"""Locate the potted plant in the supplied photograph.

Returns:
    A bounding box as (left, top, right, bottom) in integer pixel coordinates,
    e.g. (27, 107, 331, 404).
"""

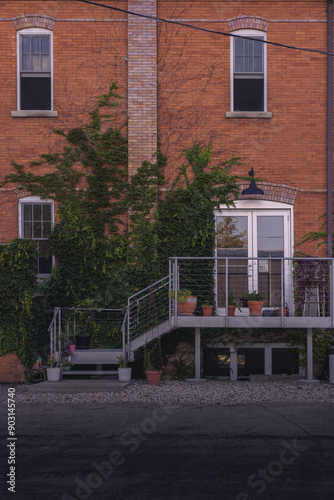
(117, 355, 132, 382)
(73, 298, 99, 349)
(227, 290, 242, 316)
(143, 340, 163, 386)
(61, 359, 73, 371)
(47, 353, 61, 382)
(242, 291, 264, 316)
(276, 300, 289, 317)
(201, 301, 213, 316)
(169, 290, 197, 316)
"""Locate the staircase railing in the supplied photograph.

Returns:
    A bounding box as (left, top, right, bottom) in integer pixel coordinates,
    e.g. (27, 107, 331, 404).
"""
(48, 307, 62, 357)
(124, 275, 170, 356)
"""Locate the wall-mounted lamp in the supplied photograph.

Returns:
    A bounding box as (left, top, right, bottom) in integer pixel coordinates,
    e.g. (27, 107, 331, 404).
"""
(242, 168, 264, 195)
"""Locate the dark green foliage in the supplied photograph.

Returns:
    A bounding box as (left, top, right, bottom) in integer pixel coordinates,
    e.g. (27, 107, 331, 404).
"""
(1, 83, 243, 357)
(0, 239, 40, 373)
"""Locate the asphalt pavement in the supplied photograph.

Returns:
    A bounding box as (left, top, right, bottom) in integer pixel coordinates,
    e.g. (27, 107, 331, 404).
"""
(1, 398, 334, 500)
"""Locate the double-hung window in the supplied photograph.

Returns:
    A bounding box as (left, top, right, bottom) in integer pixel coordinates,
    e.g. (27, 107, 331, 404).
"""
(19, 197, 54, 277)
(17, 28, 53, 111)
(231, 30, 267, 113)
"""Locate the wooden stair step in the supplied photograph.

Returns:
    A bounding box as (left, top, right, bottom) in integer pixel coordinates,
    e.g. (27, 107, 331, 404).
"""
(62, 370, 118, 376)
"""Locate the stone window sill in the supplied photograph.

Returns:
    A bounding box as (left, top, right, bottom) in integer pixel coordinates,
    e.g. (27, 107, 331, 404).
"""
(11, 110, 58, 118)
(226, 111, 272, 119)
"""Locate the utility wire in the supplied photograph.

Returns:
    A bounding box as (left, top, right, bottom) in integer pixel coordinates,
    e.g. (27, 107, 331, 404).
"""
(77, 0, 334, 57)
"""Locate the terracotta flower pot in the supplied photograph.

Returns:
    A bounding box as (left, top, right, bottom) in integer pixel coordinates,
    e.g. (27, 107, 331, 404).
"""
(145, 370, 162, 386)
(177, 296, 197, 316)
(276, 308, 287, 317)
(228, 305, 236, 316)
(248, 301, 264, 316)
(202, 305, 213, 316)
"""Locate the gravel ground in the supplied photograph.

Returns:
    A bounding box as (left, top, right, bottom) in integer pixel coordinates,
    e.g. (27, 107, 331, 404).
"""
(7, 379, 334, 405)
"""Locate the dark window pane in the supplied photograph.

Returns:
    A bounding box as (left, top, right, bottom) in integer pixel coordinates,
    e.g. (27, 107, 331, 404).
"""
(234, 78, 264, 111)
(43, 204, 52, 221)
(23, 204, 32, 221)
(43, 222, 52, 238)
(21, 77, 51, 110)
(33, 204, 42, 221)
(23, 222, 32, 239)
(33, 222, 42, 239)
(38, 256, 53, 274)
(41, 37, 50, 55)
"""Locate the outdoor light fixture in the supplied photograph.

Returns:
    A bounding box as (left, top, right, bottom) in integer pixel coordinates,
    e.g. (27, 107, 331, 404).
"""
(242, 168, 264, 195)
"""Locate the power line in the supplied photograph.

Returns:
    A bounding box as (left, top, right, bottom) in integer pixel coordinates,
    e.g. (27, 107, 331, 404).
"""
(77, 0, 334, 57)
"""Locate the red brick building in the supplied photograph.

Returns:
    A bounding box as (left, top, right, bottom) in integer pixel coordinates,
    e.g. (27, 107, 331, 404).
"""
(0, 0, 333, 269)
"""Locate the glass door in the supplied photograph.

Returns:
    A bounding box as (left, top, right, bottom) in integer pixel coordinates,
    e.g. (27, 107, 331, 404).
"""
(216, 210, 291, 314)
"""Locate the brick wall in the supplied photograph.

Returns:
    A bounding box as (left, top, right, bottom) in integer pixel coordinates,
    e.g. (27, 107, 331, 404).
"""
(0, 352, 25, 383)
(128, 0, 158, 176)
(0, 1, 332, 255)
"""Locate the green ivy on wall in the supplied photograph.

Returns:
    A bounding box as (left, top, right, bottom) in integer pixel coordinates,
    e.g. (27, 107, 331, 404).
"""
(0, 239, 39, 373)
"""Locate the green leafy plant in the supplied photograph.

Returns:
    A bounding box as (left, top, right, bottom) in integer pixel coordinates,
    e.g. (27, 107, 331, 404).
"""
(169, 290, 193, 302)
(242, 291, 264, 302)
(227, 290, 242, 311)
(47, 354, 58, 367)
(61, 359, 73, 368)
(117, 355, 127, 368)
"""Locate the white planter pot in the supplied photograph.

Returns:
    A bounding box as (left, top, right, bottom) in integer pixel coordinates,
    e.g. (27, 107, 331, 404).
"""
(118, 367, 132, 382)
(47, 367, 61, 382)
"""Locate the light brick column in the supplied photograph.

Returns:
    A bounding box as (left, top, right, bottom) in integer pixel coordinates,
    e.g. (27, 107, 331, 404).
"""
(128, 0, 158, 176)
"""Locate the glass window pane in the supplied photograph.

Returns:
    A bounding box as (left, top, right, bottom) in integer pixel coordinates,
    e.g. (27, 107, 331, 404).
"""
(23, 222, 32, 239)
(33, 222, 42, 239)
(41, 55, 50, 71)
(41, 37, 50, 54)
(234, 78, 264, 112)
(245, 39, 253, 55)
(254, 39, 263, 55)
(254, 56, 263, 73)
(22, 36, 31, 53)
(32, 54, 40, 71)
(235, 38, 243, 55)
(245, 55, 253, 73)
(257, 216, 284, 257)
(43, 204, 52, 221)
(43, 222, 52, 238)
(235, 56, 243, 73)
(31, 37, 40, 54)
(20, 77, 51, 110)
(21, 54, 31, 71)
(23, 204, 32, 221)
(33, 204, 41, 221)
(217, 216, 248, 257)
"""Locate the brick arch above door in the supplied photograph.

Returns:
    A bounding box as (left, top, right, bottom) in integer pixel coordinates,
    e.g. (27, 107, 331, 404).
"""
(236, 182, 298, 205)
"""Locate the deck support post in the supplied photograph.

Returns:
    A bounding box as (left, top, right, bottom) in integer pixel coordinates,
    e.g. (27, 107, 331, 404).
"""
(195, 327, 201, 379)
(301, 327, 320, 383)
(230, 348, 238, 381)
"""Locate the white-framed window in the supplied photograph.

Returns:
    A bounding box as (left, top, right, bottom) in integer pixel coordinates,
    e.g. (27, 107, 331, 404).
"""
(18, 197, 54, 277)
(215, 200, 294, 314)
(16, 28, 54, 112)
(230, 29, 267, 113)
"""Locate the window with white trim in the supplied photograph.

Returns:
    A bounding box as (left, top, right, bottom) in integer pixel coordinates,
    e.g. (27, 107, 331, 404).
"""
(231, 30, 267, 112)
(17, 28, 53, 111)
(19, 197, 54, 277)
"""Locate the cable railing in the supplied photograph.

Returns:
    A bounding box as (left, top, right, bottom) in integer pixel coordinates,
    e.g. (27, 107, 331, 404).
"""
(169, 256, 334, 324)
